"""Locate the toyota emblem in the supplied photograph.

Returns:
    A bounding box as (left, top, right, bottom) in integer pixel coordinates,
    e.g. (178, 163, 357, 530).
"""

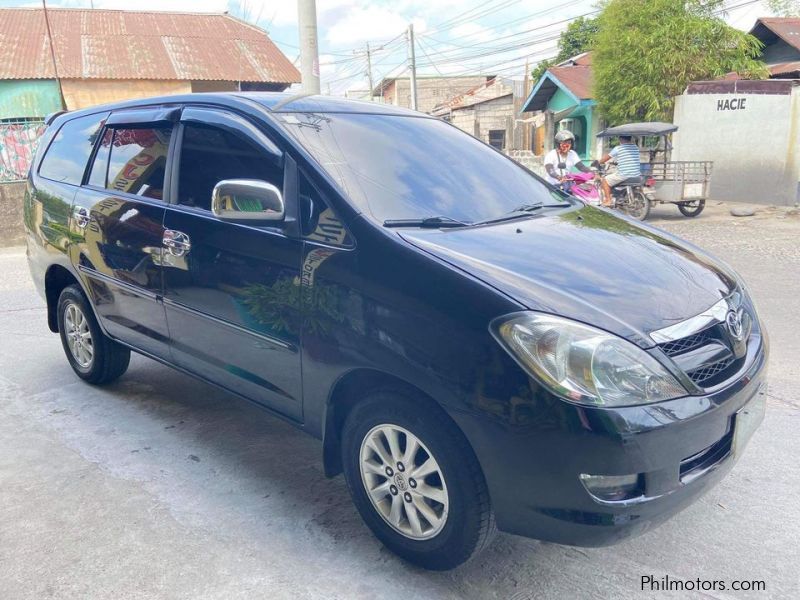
(726, 309, 744, 341)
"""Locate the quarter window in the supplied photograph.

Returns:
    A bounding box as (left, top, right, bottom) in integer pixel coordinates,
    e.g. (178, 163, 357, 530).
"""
(177, 123, 282, 211)
(39, 113, 108, 185)
(300, 172, 352, 247)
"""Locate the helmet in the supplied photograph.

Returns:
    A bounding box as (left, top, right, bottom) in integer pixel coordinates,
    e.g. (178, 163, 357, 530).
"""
(555, 130, 575, 144)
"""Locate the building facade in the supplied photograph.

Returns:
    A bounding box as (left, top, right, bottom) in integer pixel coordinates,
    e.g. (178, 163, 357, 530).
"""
(520, 53, 601, 160)
(373, 76, 492, 114)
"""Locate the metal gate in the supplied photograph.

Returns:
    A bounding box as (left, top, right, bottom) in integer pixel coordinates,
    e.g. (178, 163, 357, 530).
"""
(0, 118, 46, 182)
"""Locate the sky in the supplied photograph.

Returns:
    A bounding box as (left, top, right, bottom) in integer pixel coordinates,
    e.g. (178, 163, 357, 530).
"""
(0, 0, 773, 96)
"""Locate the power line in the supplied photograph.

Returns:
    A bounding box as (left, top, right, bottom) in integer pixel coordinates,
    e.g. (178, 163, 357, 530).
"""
(416, 37, 446, 77)
(426, 0, 526, 36)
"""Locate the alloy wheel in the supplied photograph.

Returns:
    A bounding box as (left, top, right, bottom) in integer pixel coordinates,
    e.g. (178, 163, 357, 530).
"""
(64, 302, 94, 368)
(359, 424, 449, 540)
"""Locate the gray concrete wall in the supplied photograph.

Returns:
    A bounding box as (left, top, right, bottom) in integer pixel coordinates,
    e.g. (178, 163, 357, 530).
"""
(385, 77, 488, 114)
(449, 97, 518, 150)
(672, 89, 800, 206)
(474, 97, 514, 148)
(0, 182, 26, 247)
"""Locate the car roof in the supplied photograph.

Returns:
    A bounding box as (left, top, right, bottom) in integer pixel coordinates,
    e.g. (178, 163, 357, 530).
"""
(53, 92, 428, 125)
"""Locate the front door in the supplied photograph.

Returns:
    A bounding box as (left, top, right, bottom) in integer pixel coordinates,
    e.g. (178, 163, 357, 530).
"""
(161, 109, 303, 420)
(70, 113, 175, 359)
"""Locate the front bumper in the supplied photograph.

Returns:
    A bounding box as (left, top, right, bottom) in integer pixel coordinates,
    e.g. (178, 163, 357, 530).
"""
(454, 333, 768, 547)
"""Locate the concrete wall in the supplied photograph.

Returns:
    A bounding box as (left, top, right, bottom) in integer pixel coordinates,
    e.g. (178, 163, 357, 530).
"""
(0, 182, 26, 247)
(382, 77, 488, 114)
(448, 96, 521, 151)
(673, 88, 800, 205)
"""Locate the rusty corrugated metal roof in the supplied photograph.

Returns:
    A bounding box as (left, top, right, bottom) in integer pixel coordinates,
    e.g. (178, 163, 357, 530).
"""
(750, 18, 800, 53)
(548, 65, 593, 100)
(0, 8, 299, 84)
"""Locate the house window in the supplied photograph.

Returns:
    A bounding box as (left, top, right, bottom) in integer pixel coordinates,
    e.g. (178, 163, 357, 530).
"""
(488, 130, 505, 150)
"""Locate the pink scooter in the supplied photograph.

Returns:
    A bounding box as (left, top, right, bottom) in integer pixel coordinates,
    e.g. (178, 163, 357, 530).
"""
(557, 171, 602, 206)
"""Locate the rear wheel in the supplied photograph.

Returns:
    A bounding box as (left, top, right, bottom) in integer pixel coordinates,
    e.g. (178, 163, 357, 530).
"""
(678, 199, 705, 217)
(341, 389, 496, 570)
(620, 189, 650, 221)
(57, 285, 130, 384)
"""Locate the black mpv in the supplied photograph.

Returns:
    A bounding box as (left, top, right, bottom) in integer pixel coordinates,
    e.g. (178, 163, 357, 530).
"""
(24, 93, 767, 570)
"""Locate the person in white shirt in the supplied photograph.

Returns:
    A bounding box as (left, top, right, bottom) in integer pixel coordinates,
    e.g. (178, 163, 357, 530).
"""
(543, 130, 594, 190)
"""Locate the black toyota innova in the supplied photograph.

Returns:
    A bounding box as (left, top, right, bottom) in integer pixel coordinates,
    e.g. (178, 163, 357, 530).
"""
(24, 93, 768, 570)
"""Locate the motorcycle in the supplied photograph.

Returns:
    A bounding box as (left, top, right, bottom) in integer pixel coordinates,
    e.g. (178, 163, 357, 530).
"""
(592, 161, 652, 221)
(556, 171, 602, 206)
(554, 162, 652, 221)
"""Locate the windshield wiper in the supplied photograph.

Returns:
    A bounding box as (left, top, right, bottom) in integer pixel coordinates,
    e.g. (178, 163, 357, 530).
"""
(383, 216, 469, 228)
(469, 202, 562, 226)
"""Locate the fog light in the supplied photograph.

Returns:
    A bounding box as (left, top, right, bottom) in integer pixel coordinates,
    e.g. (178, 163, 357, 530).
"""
(579, 473, 642, 502)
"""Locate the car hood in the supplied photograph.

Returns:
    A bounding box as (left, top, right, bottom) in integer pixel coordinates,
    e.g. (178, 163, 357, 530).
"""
(399, 206, 737, 348)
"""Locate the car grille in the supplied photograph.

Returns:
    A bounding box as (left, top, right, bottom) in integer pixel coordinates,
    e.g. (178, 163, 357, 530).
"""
(685, 357, 734, 385)
(659, 331, 711, 356)
(654, 295, 752, 389)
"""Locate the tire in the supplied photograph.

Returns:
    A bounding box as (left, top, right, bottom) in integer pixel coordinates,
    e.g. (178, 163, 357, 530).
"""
(341, 389, 496, 570)
(57, 284, 130, 385)
(621, 190, 650, 221)
(678, 199, 705, 217)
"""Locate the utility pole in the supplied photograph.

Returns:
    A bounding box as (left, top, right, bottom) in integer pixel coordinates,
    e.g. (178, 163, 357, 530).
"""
(365, 42, 374, 101)
(297, 0, 321, 94)
(42, 0, 65, 110)
(407, 24, 418, 111)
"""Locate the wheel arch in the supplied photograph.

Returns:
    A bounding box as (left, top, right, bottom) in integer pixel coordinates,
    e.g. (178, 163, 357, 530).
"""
(44, 264, 81, 332)
(321, 368, 469, 478)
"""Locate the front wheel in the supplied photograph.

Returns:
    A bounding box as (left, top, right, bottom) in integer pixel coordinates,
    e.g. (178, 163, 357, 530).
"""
(341, 389, 496, 570)
(678, 199, 705, 217)
(57, 285, 130, 384)
(620, 190, 650, 221)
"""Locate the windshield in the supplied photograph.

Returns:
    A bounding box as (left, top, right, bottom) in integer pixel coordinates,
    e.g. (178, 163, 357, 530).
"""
(279, 112, 570, 224)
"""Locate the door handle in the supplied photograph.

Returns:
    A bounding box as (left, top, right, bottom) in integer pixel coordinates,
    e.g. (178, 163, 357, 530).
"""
(163, 229, 191, 257)
(73, 207, 90, 229)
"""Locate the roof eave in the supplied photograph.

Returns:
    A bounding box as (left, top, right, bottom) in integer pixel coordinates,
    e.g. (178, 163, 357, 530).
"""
(522, 70, 582, 112)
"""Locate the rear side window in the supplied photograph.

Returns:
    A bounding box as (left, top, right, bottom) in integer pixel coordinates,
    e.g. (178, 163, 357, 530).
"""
(39, 113, 108, 185)
(106, 127, 172, 200)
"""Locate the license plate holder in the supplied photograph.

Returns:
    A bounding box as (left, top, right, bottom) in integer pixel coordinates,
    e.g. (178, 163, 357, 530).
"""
(733, 390, 766, 456)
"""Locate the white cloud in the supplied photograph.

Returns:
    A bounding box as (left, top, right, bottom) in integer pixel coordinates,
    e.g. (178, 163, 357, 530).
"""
(324, 5, 411, 45)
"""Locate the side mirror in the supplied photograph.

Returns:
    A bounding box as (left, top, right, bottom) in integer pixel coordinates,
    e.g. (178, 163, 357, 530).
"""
(557, 162, 567, 170)
(211, 179, 285, 223)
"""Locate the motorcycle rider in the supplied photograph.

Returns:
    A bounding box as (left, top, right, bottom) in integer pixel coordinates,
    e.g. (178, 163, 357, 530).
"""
(598, 135, 642, 206)
(544, 130, 593, 187)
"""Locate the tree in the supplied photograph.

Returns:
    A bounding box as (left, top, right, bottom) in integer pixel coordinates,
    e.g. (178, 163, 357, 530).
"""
(594, 0, 768, 124)
(531, 16, 599, 83)
(768, 0, 800, 16)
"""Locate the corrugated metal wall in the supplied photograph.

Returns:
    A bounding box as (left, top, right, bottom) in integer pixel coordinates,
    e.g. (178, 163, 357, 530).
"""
(0, 80, 62, 119)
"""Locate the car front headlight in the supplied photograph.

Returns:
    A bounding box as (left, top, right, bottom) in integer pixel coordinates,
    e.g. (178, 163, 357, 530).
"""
(491, 312, 687, 407)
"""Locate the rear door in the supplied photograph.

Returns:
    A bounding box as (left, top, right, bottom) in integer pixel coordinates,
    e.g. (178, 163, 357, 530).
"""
(69, 107, 178, 359)
(161, 107, 304, 420)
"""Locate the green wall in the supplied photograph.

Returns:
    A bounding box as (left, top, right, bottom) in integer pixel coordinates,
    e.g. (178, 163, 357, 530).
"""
(549, 87, 578, 113)
(0, 80, 63, 120)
